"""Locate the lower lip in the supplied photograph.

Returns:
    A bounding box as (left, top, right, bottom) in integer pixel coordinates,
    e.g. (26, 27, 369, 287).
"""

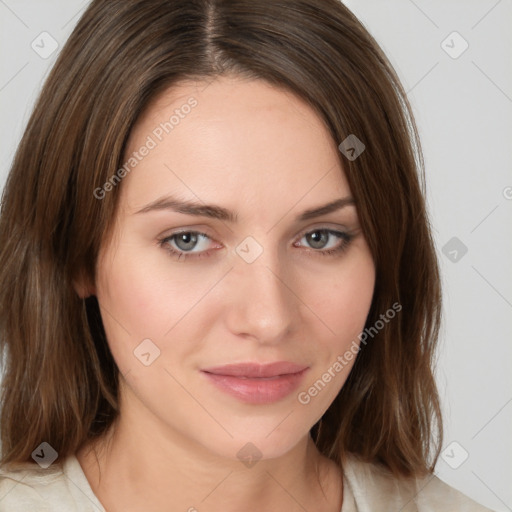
(202, 369, 308, 404)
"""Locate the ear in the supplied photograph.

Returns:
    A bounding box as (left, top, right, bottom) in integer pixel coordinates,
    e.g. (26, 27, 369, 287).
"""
(72, 271, 96, 299)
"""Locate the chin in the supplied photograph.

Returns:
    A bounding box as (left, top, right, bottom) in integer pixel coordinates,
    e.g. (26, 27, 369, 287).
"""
(192, 417, 313, 464)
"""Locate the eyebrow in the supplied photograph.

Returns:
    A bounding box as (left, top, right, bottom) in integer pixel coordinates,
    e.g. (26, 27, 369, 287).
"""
(134, 195, 355, 222)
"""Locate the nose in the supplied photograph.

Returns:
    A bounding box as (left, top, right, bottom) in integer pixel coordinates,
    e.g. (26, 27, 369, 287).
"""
(223, 249, 298, 345)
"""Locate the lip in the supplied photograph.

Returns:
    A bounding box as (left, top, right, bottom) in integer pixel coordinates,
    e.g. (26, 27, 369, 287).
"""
(201, 362, 309, 404)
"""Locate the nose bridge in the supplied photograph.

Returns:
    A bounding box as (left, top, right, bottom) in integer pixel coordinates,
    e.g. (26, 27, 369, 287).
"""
(226, 243, 296, 342)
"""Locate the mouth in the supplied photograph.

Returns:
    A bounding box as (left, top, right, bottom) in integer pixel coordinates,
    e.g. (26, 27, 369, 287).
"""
(201, 362, 309, 404)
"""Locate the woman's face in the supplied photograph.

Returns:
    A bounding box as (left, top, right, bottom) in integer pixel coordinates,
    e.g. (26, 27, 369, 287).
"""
(93, 75, 375, 460)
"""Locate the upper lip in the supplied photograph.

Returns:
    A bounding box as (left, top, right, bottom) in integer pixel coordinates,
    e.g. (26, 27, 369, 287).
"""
(202, 362, 308, 378)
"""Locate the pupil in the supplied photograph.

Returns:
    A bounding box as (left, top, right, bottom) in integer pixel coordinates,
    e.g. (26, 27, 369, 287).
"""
(308, 230, 327, 249)
(176, 233, 197, 251)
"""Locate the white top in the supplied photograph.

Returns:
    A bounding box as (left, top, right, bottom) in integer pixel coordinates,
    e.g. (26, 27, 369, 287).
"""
(0, 453, 494, 511)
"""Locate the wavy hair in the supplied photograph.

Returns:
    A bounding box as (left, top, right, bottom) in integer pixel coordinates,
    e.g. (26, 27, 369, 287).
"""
(0, 0, 442, 477)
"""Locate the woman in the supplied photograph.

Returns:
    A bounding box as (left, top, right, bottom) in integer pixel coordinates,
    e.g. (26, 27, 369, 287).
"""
(0, 0, 494, 510)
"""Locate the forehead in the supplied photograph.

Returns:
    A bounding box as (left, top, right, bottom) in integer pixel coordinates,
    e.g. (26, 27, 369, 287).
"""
(120, 75, 350, 215)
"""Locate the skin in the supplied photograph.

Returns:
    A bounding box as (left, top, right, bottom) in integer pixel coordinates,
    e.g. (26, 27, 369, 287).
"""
(76, 74, 376, 512)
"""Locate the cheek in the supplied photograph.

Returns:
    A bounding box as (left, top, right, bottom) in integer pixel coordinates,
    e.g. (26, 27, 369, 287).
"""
(295, 256, 375, 413)
(96, 244, 202, 332)
(94, 243, 226, 374)
(93, 244, 166, 367)
(337, 268, 374, 336)
(309, 248, 375, 346)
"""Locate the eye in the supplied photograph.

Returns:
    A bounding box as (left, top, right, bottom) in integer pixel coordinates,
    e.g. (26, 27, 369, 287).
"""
(294, 228, 354, 257)
(158, 231, 218, 261)
(158, 228, 355, 261)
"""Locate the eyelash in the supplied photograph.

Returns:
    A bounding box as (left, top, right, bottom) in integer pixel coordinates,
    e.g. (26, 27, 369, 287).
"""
(157, 228, 354, 261)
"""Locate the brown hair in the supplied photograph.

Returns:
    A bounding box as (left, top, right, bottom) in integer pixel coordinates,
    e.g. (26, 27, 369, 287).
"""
(0, 0, 442, 478)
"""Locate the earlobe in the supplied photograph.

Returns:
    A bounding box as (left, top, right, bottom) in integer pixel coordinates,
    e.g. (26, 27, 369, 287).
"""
(72, 273, 96, 299)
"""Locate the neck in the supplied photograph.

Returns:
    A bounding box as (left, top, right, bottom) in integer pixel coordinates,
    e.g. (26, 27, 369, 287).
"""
(77, 388, 343, 512)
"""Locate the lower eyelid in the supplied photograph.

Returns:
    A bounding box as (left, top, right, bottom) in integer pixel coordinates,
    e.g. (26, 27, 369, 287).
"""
(160, 228, 353, 259)
(296, 229, 351, 245)
(165, 231, 210, 245)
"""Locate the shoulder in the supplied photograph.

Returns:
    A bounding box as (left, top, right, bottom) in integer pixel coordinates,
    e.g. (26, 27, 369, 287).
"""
(0, 455, 104, 512)
(342, 453, 495, 512)
(0, 459, 62, 511)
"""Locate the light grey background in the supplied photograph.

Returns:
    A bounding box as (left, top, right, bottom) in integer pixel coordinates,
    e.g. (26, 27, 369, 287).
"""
(1, 1, 511, 510)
